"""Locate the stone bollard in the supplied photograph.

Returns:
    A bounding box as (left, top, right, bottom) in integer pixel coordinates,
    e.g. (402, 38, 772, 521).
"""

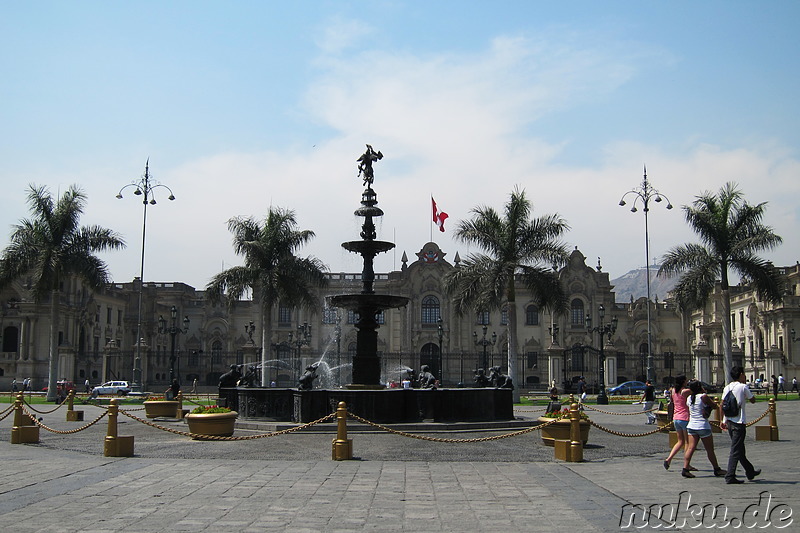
(11, 393, 39, 444)
(176, 391, 186, 419)
(66, 389, 84, 422)
(104, 398, 134, 457)
(755, 397, 779, 441)
(331, 401, 353, 460)
(554, 403, 583, 462)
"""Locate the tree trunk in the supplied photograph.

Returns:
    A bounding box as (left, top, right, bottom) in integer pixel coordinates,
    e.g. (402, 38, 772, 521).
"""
(46, 289, 60, 402)
(720, 264, 733, 385)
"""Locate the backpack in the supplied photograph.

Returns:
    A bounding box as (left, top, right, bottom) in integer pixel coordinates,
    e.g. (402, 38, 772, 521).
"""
(722, 389, 740, 418)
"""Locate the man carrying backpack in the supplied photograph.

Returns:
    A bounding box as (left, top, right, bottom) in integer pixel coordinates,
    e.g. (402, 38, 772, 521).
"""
(721, 366, 760, 484)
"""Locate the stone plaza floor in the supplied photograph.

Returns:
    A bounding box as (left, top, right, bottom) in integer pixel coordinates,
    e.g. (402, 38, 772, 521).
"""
(0, 398, 798, 532)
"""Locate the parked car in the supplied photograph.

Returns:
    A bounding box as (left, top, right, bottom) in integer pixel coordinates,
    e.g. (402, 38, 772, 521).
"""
(93, 381, 131, 396)
(607, 380, 648, 396)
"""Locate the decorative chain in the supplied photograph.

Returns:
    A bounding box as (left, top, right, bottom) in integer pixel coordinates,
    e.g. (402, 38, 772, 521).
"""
(22, 397, 68, 414)
(579, 402, 659, 415)
(514, 407, 547, 413)
(117, 409, 337, 441)
(588, 418, 673, 437)
(22, 407, 108, 434)
(345, 410, 564, 443)
(745, 407, 771, 427)
(0, 405, 15, 422)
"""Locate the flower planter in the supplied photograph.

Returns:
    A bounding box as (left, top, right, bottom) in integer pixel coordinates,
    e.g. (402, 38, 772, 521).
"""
(144, 400, 180, 419)
(538, 417, 590, 447)
(185, 411, 238, 439)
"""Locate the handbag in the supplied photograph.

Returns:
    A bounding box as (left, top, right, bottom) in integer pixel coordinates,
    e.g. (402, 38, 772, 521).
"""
(701, 395, 714, 418)
(667, 397, 675, 419)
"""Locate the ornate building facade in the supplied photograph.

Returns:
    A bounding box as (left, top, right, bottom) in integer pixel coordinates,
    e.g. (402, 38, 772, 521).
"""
(1, 243, 796, 393)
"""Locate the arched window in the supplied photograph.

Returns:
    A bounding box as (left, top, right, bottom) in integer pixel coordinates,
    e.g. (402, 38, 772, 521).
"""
(525, 305, 539, 326)
(500, 306, 508, 325)
(421, 295, 440, 324)
(476, 310, 490, 325)
(348, 342, 357, 357)
(211, 340, 223, 364)
(420, 342, 441, 379)
(2, 326, 19, 352)
(570, 299, 584, 326)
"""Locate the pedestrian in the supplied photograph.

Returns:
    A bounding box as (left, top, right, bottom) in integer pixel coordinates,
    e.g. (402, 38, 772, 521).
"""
(577, 377, 587, 402)
(792, 377, 798, 393)
(11, 378, 18, 392)
(165, 379, 180, 400)
(777, 374, 785, 393)
(771, 374, 778, 398)
(721, 366, 760, 484)
(192, 378, 198, 394)
(663, 375, 695, 471)
(640, 379, 656, 424)
(22, 377, 30, 392)
(84, 378, 90, 393)
(682, 380, 726, 479)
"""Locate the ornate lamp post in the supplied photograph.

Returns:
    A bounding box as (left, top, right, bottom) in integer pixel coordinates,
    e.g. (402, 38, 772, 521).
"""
(158, 306, 189, 385)
(290, 322, 312, 378)
(473, 324, 497, 372)
(619, 167, 672, 383)
(117, 160, 176, 390)
(586, 304, 618, 405)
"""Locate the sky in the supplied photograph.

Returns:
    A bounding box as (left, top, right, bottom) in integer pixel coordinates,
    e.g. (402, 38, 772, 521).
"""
(2, 1, 798, 292)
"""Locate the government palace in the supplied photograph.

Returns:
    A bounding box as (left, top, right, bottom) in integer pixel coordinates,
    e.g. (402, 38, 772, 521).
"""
(1, 242, 798, 393)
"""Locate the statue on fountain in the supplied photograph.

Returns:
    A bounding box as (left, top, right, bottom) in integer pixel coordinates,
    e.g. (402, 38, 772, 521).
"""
(219, 364, 242, 388)
(239, 365, 259, 388)
(489, 366, 514, 389)
(357, 144, 383, 187)
(474, 368, 490, 388)
(417, 365, 437, 389)
(298, 362, 320, 390)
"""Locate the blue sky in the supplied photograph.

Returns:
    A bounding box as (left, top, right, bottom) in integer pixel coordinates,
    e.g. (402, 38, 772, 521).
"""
(2, 1, 798, 291)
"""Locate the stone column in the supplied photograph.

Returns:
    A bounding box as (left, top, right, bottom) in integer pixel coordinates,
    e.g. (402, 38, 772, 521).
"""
(548, 343, 563, 389)
(693, 341, 712, 383)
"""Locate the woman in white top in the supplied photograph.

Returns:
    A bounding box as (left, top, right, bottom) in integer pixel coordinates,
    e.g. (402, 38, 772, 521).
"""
(682, 380, 726, 479)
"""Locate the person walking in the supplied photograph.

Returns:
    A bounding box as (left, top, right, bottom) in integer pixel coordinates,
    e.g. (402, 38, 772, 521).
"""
(771, 374, 778, 398)
(640, 379, 656, 424)
(721, 366, 760, 484)
(777, 374, 785, 393)
(11, 378, 18, 392)
(792, 377, 798, 393)
(663, 375, 695, 471)
(682, 380, 726, 479)
(84, 378, 90, 393)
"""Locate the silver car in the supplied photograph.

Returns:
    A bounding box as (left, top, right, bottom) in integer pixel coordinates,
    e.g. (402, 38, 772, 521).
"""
(93, 380, 131, 396)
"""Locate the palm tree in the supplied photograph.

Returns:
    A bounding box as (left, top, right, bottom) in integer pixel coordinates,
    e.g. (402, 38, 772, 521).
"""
(206, 207, 328, 386)
(0, 185, 125, 401)
(658, 182, 783, 383)
(445, 187, 570, 401)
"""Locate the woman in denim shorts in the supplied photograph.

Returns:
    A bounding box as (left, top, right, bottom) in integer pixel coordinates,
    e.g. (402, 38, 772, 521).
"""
(682, 380, 726, 479)
(664, 375, 693, 471)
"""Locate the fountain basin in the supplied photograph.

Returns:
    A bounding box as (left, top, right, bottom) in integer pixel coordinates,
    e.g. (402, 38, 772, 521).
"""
(221, 387, 514, 424)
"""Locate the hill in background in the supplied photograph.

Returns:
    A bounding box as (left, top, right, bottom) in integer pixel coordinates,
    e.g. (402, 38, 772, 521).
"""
(611, 265, 678, 303)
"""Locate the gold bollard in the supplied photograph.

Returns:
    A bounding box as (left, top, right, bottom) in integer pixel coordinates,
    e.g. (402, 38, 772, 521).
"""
(554, 403, 583, 462)
(66, 389, 84, 421)
(104, 398, 134, 457)
(175, 391, 186, 419)
(331, 401, 353, 461)
(11, 393, 39, 443)
(710, 396, 721, 433)
(755, 397, 779, 441)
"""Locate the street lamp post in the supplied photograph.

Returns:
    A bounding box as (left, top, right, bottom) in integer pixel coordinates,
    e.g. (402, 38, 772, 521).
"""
(473, 324, 497, 372)
(290, 322, 312, 380)
(117, 160, 176, 391)
(586, 304, 618, 405)
(619, 166, 672, 383)
(158, 306, 189, 386)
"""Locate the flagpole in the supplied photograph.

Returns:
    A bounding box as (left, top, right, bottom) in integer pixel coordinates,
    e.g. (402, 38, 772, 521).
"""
(430, 194, 433, 242)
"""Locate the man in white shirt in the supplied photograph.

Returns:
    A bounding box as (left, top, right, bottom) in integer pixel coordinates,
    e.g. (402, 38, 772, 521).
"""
(721, 365, 760, 484)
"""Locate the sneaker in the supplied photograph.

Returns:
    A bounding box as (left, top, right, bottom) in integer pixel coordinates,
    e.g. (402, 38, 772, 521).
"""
(714, 468, 727, 477)
(726, 478, 745, 484)
(681, 469, 695, 478)
(747, 469, 761, 481)
(663, 460, 670, 470)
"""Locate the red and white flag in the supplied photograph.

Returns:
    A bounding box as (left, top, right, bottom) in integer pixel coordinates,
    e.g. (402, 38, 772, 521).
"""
(432, 197, 448, 232)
